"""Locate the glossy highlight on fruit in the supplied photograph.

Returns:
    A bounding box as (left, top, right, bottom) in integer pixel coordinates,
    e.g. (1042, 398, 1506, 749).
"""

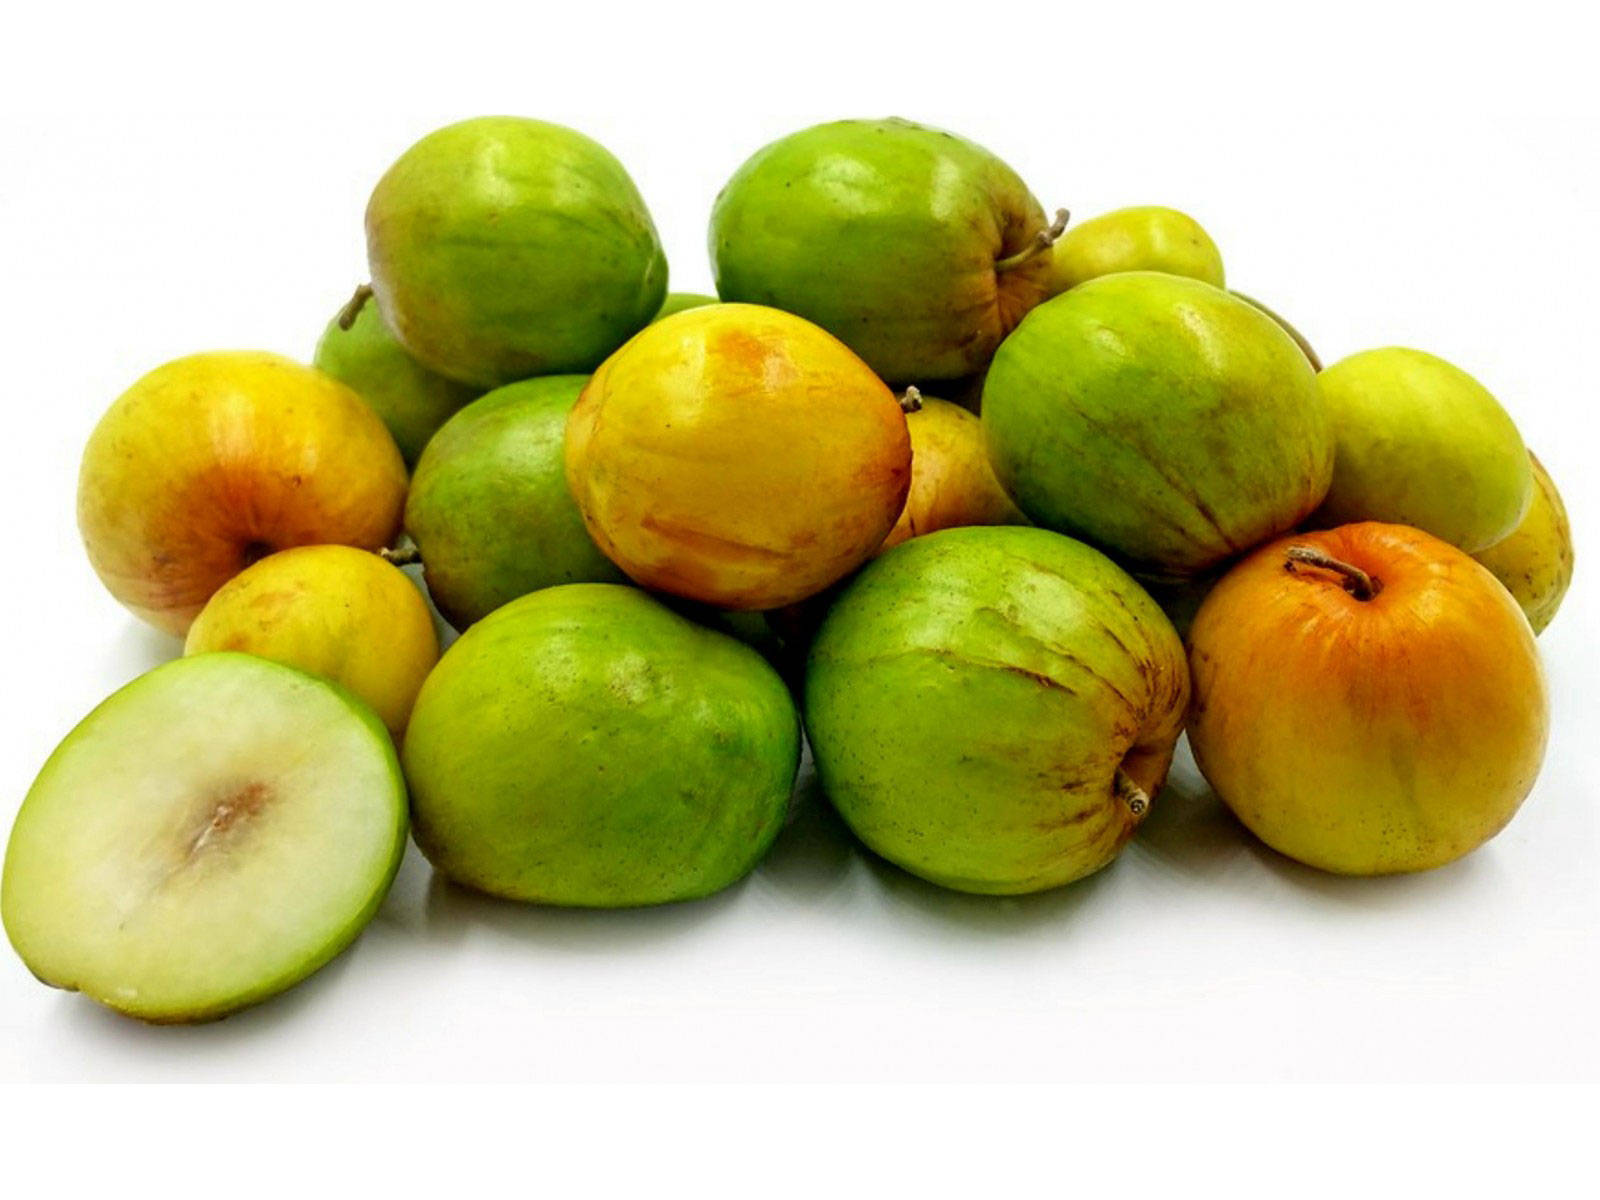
(1188, 523, 1548, 874)
(805, 526, 1189, 894)
(403, 584, 800, 907)
(78, 351, 408, 635)
(1047, 205, 1225, 294)
(565, 303, 912, 609)
(1474, 452, 1574, 633)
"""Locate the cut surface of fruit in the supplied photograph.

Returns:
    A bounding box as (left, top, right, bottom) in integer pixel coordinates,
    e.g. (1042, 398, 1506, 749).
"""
(2, 653, 407, 1023)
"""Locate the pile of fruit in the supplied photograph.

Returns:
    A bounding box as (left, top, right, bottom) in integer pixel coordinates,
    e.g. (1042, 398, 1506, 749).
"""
(2, 116, 1574, 1024)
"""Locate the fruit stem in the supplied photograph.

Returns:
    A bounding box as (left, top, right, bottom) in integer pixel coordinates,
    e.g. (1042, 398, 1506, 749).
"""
(1286, 545, 1380, 600)
(336, 283, 374, 331)
(899, 385, 923, 414)
(380, 545, 421, 568)
(995, 208, 1070, 273)
(1114, 768, 1150, 818)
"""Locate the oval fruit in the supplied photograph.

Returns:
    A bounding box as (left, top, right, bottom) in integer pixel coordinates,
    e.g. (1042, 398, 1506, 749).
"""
(711, 118, 1055, 383)
(565, 303, 912, 609)
(402, 584, 800, 907)
(881, 395, 1026, 552)
(1313, 347, 1530, 552)
(407, 376, 624, 630)
(366, 116, 667, 388)
(1474, 452, 1574, 633)
(313, 286, 479, 465)
(184, 545, 439, 737)
(78, 351, 408, 635)
(1047, 205, 1225, 294)
(1188, 523, 1548, 874)
(2, 653, 407, 1022)
(983, 272, 1331, 579)
(805, 526, 1190, 895)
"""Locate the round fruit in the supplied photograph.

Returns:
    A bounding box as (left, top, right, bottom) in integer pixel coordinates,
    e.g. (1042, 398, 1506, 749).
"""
(654, 292, 718, 321)
(184, 545, 439, 737)
(2, 653, 407, 1022)
(880, 394, 1026, 552)
(313, 285, 479, 465)
(1474, 452, 1574, 633)
(78, 351, 408, 635)
(983, 272, 1331, 579)
(565, 303, 911, 609)
(366, 116, 667, 388)
(1188, 523, 1548, 874)
(1313, 347, 1530, 552)
(406, 376, 624, 630)
(805, 526, 1189, 895)
(710, 118, 1057, 383)
(402, 584, 800, 907)
(1047, 205, 1225, 294)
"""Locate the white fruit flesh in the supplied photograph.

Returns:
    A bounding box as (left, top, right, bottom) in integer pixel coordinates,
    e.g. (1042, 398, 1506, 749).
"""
(2, 653, 406, 1022)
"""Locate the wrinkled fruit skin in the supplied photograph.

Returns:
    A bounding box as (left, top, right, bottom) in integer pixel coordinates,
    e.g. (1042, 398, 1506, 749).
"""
(78, 352, 408, 635)
(1474, 452, 1574, 633)
(566, 303, 911, 609)
(881, 396, 1027, 552)
(1313, 347, 1530, 552)
(983, 273, 1332, 579)
(403, 584, 801, 907)
(313, 293, 479, 465)
(1047, 205, 1225, 294)
(367, 117, 667, 388)
(1188, 523, 1548, 874)
(406, 375, 624, 630)
(805, 526, 1189, 895)
(710, 118, 1053, 384)
(654, 292, 718, 321)
(184, 545, 439, 737)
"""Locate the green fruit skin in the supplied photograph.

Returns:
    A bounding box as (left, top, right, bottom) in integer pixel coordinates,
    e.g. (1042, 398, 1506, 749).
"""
(710, 118, 1052, 384)
(367, 117, 668, 388)
(313, 295, 480, 466)
(653, 292, 718, 321)
(1313, 347, 1531, 553)
(402, 584, 801, 907)
(983, 272, 1332, 579)
(2, 653, 407, 1024)
(1047, 205, 1225, 294)
(805, 526, 1190, 895)
(405, 376, 625, 630)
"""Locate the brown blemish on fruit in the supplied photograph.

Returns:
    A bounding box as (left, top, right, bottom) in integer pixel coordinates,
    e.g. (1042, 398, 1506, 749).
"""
(183, 781, 272, 860)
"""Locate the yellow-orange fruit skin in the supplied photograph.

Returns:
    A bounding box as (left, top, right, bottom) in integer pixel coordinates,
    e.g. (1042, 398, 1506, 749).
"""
(879, 397, 1027, 553)
(1188, 522, 1548, 875)
(565, 303, 911, 610)
(78, 352, 408, 636)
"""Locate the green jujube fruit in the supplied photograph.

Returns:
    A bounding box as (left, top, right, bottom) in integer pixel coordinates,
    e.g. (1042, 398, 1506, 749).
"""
(402, 584, 801, 907)
(805, 526, 1190, 895)
(983, 272, 1333, 579)
(654, 292, 718, 321)
(313, 288, 480, 465)
(710, 118, 1057, 384)
(1046, 205, 1225, 294)
(1313, 347, 1531, 552)
(366, 117, 667, 388)
(405, 376, 624, 630)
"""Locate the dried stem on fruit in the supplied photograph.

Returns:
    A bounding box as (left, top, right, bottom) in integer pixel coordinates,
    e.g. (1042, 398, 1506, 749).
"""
(1286, 545, 1380, 600)
(995, 208, 1070, 273)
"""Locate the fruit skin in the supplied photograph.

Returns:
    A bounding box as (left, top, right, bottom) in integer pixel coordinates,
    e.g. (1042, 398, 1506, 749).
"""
(406, 375, 624, 630)
(2, 653, 407, 1023)
(366, 117, 667, 388)
(1313, 347, 1531, 552)
(1047, 205, 1225, 294)
(565, 303, 911, 609)
(1231, 292, 1322, 371)
(313, 290, 479, 465)
(805, 526, 1189, 895)
(710, 118, 1054, 383)
(183, 545, 439, 737)
(881, 396, 1027, 552)
(1474, 452, 1574, 633)
(402, 584, 800, 907)
(78, 351, 408, 636)
(983, 272, 1332, 579)
(654, 292, 718, 321)
(1188, 523, 1548, 875)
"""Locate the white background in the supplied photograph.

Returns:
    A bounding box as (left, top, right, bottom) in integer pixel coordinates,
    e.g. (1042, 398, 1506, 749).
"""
(1, 0, 1596, 1126)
